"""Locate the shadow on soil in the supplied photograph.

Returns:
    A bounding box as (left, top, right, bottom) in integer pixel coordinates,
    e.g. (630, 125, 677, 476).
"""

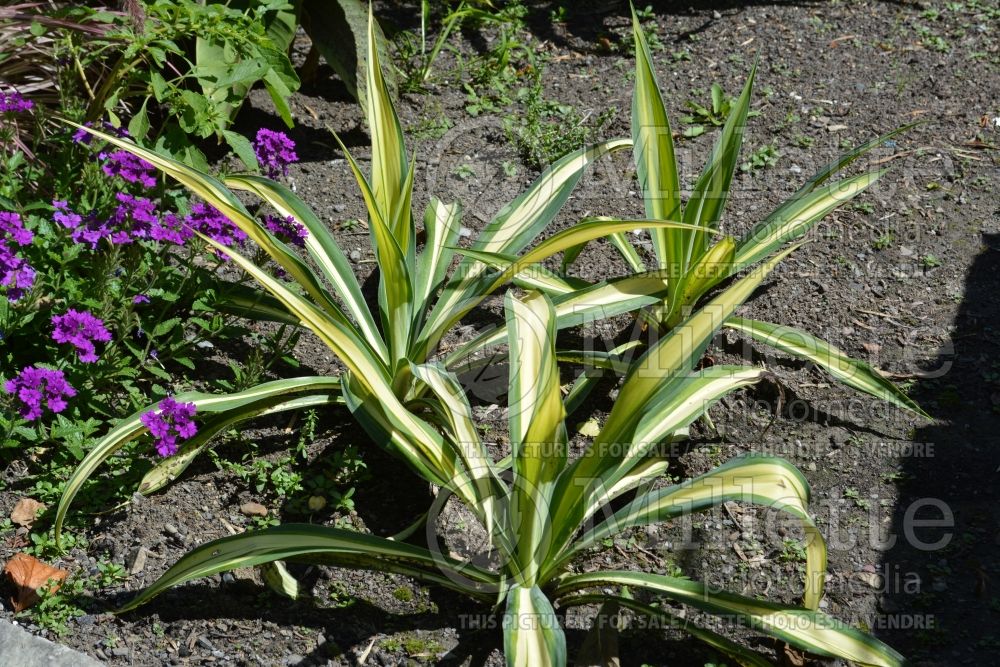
(879, 234, 1000, 662)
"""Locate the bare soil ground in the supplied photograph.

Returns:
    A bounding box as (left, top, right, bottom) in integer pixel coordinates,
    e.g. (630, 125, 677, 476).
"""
(2, 1, 999, 665)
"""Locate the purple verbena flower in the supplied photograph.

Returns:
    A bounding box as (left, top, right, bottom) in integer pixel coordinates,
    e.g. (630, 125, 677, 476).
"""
(70, 213, 112, 249)
(184, 202, 246, 258)
(72, 121, 128, 145)
(100, 150, 156, 188)
(109, 193, 158, 242)
(4, 366, 76, 421)
(0, 91, 33, 114)
(0, 211, 33, 246)
(140, 396, 197, 457)
(53, 201, 82, 229)
(253, 129, 298, 179)
(51, 308, 112, 363)
(0, 241, 35, 301)
(262, 214, 308, 247)
(149, 212, 192, 246)
(132, 294, 150, 304)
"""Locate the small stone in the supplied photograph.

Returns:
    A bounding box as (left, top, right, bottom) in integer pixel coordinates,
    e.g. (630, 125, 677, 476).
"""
(285, 654, 304, 666)
(806, 462, 817, 472)
(712, 10, 722, 19)
(458, 226, 473, 238)
(111, 647, 129, 657)
(212, 650, 225, 659)
(127, 546, 148, 574)
(240, 502, 268, 517)
(77, 614, 96, 626)
(333, 203, 346, 213)
(349, 250, 362, 261)
(222, 573, 235, 584)
(198, 636, 216, 651)
(164, 523, 179, 535)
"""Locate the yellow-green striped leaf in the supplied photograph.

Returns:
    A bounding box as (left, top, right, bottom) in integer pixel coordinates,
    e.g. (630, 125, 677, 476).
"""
(503, 585, 566, 667)
(725, 317, 928, 417)
(554, 571, 905, 667)
(54, 377, 341, 546)
(507, 292, 566, 585)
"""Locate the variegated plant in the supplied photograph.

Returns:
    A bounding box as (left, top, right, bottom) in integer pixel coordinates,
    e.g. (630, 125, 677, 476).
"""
(52, 9, 667, 536)
(106, 286, 905, 667)
(446, 7, 926, 421)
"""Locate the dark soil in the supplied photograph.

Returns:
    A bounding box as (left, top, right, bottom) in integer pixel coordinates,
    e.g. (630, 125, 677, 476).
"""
(3, 1, 999, 665)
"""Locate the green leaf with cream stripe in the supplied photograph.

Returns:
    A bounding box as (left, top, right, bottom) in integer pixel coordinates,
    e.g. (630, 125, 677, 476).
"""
(224, 174, 383, 359)
(725, 317, 928, 417)
(54, 377, 341, 544)
(117, 523, 500, 613)
(733, 171, 883, 272)
(557, 455, 827, 610)
(503, 585, 566, 667)
(561, 595, 775, 667)
(630, 6, 681, 269)
(506, 292, 566, 585)
(553, 571, 905, 667)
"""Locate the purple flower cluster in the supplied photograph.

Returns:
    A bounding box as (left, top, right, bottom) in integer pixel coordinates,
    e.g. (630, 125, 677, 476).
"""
(263, 214, 308, 247)
(0, 212, 34, 301)
(140, 396, 198, 456)
(54, 197, 190, 249)
(0, 91, 33, 114)
(4, 366, 76, 421)
(254, 129, 298, 179)
(51, 309, 112, 363)
(185, 202, 246, 256)
(100, 150, 157, 188)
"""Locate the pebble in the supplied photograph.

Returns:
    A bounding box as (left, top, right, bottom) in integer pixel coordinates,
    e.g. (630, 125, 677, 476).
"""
(198, 636, 216, 651)
(333, 203, 346, 213)
(128, 546, 149, 574)
(111, 647, 129, 658)
(285, 654, 304, 666)
(222, 573, 235, 584)
(349, 250, 362, 261)
(164, 523, 179, 535)
(77, 614, 96, 626)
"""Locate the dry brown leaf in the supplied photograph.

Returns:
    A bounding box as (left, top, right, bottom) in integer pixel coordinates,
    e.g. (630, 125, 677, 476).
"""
(3, 552, 68, 611)
(862, 342, 882, 355)
(10, 498, 45, 528)
(781, 642, 807, 667)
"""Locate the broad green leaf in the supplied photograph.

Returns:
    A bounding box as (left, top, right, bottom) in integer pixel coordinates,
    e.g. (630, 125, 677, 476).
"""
(725, 317, 928, 417)
(118, 524, 499, 612)
(554, 571, 905, 667)
(503, 585, 566, 667)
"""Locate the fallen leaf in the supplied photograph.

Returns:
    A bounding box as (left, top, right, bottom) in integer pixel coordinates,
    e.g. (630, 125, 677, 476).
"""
(862, 342, 881, 355)
(3, 552, 68, 611)
(781, 643, 807, 667)
(10, 498, 45, 528)
(239, 502, 268, 517)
